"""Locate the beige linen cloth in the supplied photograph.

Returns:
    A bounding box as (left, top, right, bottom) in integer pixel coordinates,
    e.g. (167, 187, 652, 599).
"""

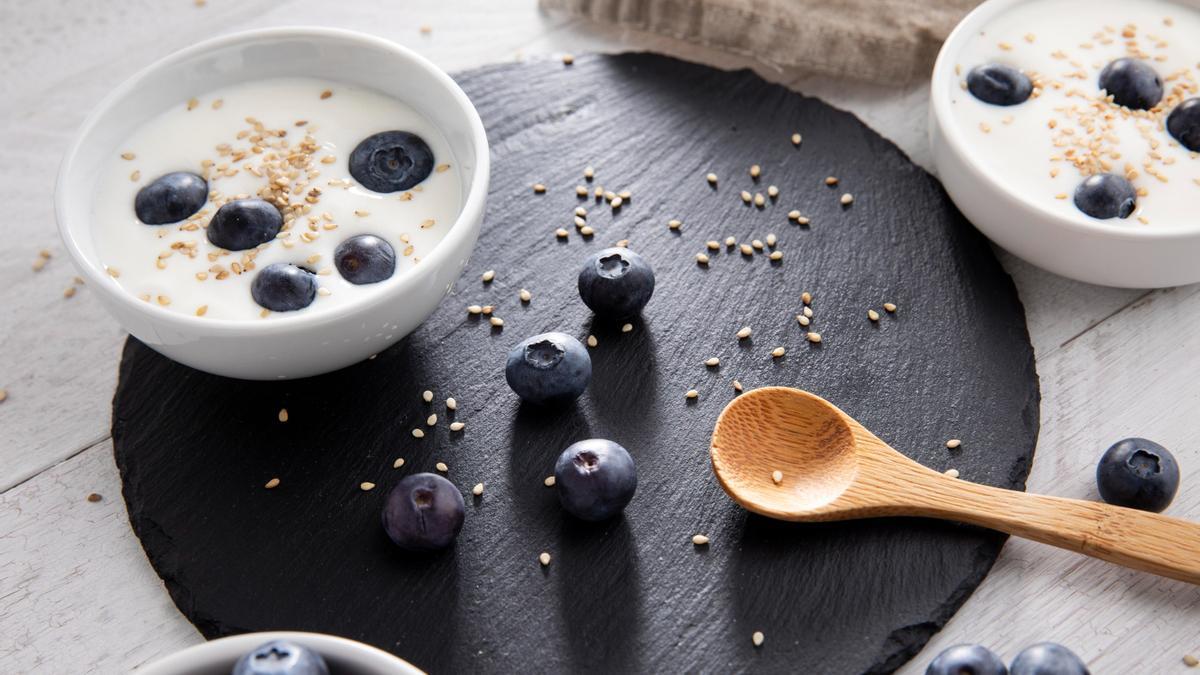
(540, 0, 983, 85)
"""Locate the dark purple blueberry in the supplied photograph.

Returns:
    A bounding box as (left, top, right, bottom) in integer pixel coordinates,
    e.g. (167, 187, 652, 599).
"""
(334, 234, 395, 284)
(1010, 643, 1089, 675)
(231, 639, 329, 675)
(505, 332, 591, 406)
(382, 472, 465, 551)
(1096, 438, 1179, 513)
(1099, 58, 1162, 110)
(554, 439, 637, 521)
(966, 64, 1032, 106)
(348, 130, 434, 193)
(134, 171, 208, 225)
(577, 247, 655, 319)
(1167, 97, 1200, 152)
(1073, 173, 1136, 220)
(926, 644, 1007, 675)
(250, 263, 317, 312)
(206, 199, 283, 251)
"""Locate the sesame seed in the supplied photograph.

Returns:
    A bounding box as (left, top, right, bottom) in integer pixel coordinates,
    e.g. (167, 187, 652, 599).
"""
(609, 196, 623, 209)
(436, 462, 449, 472)
(1183, 655, 1198, 667)
(450, 422, 465, 432)
(446, 397, 457, 410)
(621, 323, 633, 333)
(618, 190, 632, 200)
(705, 357, 720, 367)
(556, 228, 569, 239)
(482, 305, 494, 315)
(544, 476, 557, 487)
(868, 309, 880, 321)
(481, 270, 495, 282)
(686, 389, 699, 399)
(791, 133, 802, 146)
(766, 233, 777, 247)
(0, 389, 6, 403)
(86, 493, 102, 503)
(668, 219, 683, 230)
(771, 347, 785, 358)
(276, 408, 288, 423)
(788, 210, 802, 221)
(801, 292, 812, 305)
(753, 193, 765, 207)
(426, 414, 438, 426)
(825, 176, 839, 186)
(580, 226, 595, 236)
(468, 305, 483, 314)
(320, 89, 333, 99)
(533, 183, 546, 193)
(883, 302, 897, 313)
(725, 236, 736, 247)
(129, 170, 141, 182)
(539, 552, 552, 566)
(422, 390, 434, 403)
(562, 53, 575, 65)
(840, 193, 854, 205)
(120, 152, 136, 160)
(740, 244, 754, 256)
(706, 240, 720, 250)
(767, 185, 779, 198)
(752, 240, 764, 251)
(796, 315, 810, 327)
(519, 288, 532, 302)
(772, 470, 783, 483)
(490, 316, 504, 327)
(412, 429, 425, 438)
(360, 482, 376, 491)
(706, 172, 718, 185)
(576, 185, 588, 197)
(696, 253, 710, 265)
(584, 166, 595, 180)
(472, 482, 485, 496)
(737, 326, 752, 339)
(752, 631, 764, 647)
(806, 332, 822, 343)
(749, 165, 761, 178)
(732, 380, 743, 392)
(586, 335, 598, 347)
(945, 468, 960, 478)
(692, 534, 710, 546)
(265, 478, 281, 489)
(354, 209, 370, 217)
(31, 258, 46, 272)
(769, 251, 783, 261)
(393, 458, 406, 469)
(946, 439, 962, 449)
(740, 191, 752, 203)
(187, 97, 199, 110)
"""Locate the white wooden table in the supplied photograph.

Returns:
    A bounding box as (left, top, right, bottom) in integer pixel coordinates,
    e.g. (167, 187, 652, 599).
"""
(1, 1, 1197, 672)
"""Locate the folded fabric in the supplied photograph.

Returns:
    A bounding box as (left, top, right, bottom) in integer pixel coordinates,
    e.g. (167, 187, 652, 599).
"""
(540, 0, 983, 85)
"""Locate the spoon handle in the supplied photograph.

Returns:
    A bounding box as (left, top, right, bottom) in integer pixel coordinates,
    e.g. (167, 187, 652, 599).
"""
(914, 476, 1200, 584)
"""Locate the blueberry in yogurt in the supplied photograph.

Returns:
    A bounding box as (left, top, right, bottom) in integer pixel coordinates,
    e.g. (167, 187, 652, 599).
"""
(505, 332, 591, 405)
(334, 234, 396, 284)
(554, 439, 637, 521)
(231, 639, 328, 675)
(966, 64, 1032, 106)
(577, 248, 655, 318)
(349, 130, 435, 193)
(1096, 438, 1179, 513)
(1072, 173, 1136, 220)
(382, 472, 465, 551)
(926, 644, 1007, 675)
(1167, 98, 1200, 152)
(251, 263, 318, 312)
(1098, 58, 1163, 111)
(1009, 643, 1088, 675)
(207, 198, 284, 251)
(134, 171, 208, 225)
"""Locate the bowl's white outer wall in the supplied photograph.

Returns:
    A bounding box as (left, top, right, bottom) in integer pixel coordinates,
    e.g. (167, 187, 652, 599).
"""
(929, 0, 1200, 289)
(137, 631, 424, 675)
(56, 28, 489, 379)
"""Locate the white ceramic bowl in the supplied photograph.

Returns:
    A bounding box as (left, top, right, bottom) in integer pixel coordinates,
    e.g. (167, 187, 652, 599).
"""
(57, 27, 489, 379)
(137, 632, 424, 674)
(930, 0, 1196, 288)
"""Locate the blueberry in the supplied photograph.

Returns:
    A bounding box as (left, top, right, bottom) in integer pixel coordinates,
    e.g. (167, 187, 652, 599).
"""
(381, 472, 465, 551)
(207, 199, 283, 251)
(1096, 438, 1179, 513)
(1098, 58, 1162, 110)
(250, 263, 317, 312)
(577, 247, 655, 318)
(966, 64, 1033, 106)
(348, 130, 435, 193)
(1010, 643, 1089, 675)
(334, 234, 396, 284)
(926, 644, 1007, 675)
(134, 171, 208, 225)
(554, 439, 637, 521)
(1167, 97, 1200, 152)
(505, 332, 591, 406)
(1072, 173, 1136, 220)
(231, 640, 329, 675)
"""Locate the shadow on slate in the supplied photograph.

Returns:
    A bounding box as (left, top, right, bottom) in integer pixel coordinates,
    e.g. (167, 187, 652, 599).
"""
(112, 53, 1040, 674)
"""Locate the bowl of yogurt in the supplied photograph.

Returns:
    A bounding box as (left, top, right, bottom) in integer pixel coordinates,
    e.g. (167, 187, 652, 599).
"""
(930, 0, 1200, 288)
(57, 27, 489, 379)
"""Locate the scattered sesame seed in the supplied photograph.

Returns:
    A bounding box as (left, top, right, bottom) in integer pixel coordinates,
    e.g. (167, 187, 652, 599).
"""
(802, 307, 813, 318)
(752, 240, 764, 251)
(0, 389, 7, 403)
(868, 309, 880, 322)
(753, 193, 766, 207)
(187, 97, 199, 110)
(788, 210, 802, 221)
(705, 357, 720, 367)
(737, 326, 752, 339)
(586, 335, 598, 348)
(1183, 655, 1198, 667)
(796, 315, 810, 327)
(562, 53, 575, 65)
(769, 251, 783, 261)
(446, 397, 457, 410)
(621, 323, 633, 333)
(725, 236, 737, 247)
(767, 185, 779, 198)
(265, 478, 281, 489)
(450, 422, 465, 432)
(360, 482, 376, 491)
(945, 468, 960, 478)
(576, 185, 588, 197)
(883, 302, 897, 313)
(584, 166, 595, 180)
(740, 244, 754, 256)
(436, 462, 449, 472)
(555, 228, 569, 239)
(86, 493, 102, 503)
(354, 209, 370, 217)
(482, 305, 494, 315)
(706, 240, 720, 250)
(696, 253, 710, 265)
(618, 190, 632, 200)
(393, 458, 406, 469)
(752, 631, 765, 647)
(791, 133, 802, 146)
(801, 292, 812, 305)
(481, 270, 495, 282)
(706, 172, 718, 185)
(120, 152, 136, 160)
(422, 390, 434, 403)
(946, 439, 962, 449)
(668, 219, 683, 230)
(320, 89, 333, 99)
(519, 288, 532, 302)
(732, 380, 743, 392)
(806, 332, 822, 343)
(412, 429, 425, 438)
(539, 552, 552, 566)
(579, 226, 595, 236)
(825, 176, 839, 186)
(277, 408, 288, 422)
(195, 305, 208, 317)
(771, 347, 785, 358)
(772, 470, 783, 483)
(692, 534, 710, 546)
(610, 196, 623, 208)
(544, 476, 556, 487)
(533, 183, 546, 193)
(575, 206, 588, 217)
(490, 316, 505, 327)
(840, 193, 854, 205)
(472, 482, 485, 496)
(750, 165, 761, 179)
(426, 414, 438, 426)
(686, 389, 699, 399)
(765, 233, 777, 247)
(129, 170, 141, 182)
(31, 258, 46, 272)
(740, 190, 752, 203)
(468, 305, 483, 314)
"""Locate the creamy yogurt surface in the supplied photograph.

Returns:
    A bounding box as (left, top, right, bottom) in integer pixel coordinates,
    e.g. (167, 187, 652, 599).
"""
(92, 76, 462, 320)
(948, 0, 1199, 227)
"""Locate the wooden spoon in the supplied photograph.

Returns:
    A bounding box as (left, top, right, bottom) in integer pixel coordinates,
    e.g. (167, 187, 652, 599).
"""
(709, 386, 1200, 584)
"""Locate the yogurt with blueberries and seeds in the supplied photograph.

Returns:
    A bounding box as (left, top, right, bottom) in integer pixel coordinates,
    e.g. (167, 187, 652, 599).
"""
(947, 0, 1200, 227)
(92, 76, 462, 320)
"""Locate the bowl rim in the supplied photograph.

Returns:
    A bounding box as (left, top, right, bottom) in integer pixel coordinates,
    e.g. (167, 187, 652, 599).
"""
(55, 25, 489, 335)
(929, 0, 1198, 243)
(136, 631, 425, 674)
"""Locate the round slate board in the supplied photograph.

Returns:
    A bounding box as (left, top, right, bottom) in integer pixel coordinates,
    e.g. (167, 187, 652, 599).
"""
(113, 53, 1040, 674)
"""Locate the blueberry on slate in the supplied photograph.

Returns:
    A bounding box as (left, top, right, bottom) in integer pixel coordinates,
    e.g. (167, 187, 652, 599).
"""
(1167, 97, 1200, 152)
(334, 234, 396, 284)
(231, 639, 329, 675)
(1096, 438, 1179, 513)
(1010, 643, 1089, 675)
(926, 644, 1007, 675)
(382, 472, 465, 551)
(966, 64, 1033, 106)
(1099, 58, 1163, 110)
(577, 247, 655, 318)
(134, 171, 208, 225)
(250, 263, 317, 312)
(505, 332, 591, 406)
(1072, 173, 1136, 220)
(348, 130, 435, 193)
(555, 439, 637, 521)
(207, 199, 283, 251)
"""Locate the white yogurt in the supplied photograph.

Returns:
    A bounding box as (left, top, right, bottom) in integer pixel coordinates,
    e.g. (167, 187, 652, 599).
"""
(948, 0, 1199, 227)
(92, 76, 462, 320)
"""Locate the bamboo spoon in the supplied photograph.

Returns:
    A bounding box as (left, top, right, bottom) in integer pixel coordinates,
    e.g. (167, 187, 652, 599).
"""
(710, 386, 1200, 584)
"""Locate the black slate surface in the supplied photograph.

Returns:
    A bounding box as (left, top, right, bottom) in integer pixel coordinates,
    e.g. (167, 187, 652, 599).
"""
(112, 53, 1040, 674)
